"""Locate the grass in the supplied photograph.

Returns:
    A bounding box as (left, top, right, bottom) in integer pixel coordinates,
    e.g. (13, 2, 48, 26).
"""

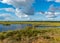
(0, 21, 60, 43)
(0, 21, 60, 26)
(0, 27, 60, 43)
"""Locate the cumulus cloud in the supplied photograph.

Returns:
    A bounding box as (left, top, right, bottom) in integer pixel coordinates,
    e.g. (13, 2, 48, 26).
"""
(0, 8, 31, 21)
(1, 0, 34, 8)
(48, 4, 60, 11)
(36, 5, 60, 19)
(36, 11, 60, 18)
(45, 12, 60, 18)
(0, 8, 15, 13)
(47, 0, 54, 2)
(47, 0, 60, 3)
(55, 0, 60, 2)
(0, 13, 31, 21)
(15, 8, 29, 18)
(0, 13, 16, 21)
(0, 0, 35, 19)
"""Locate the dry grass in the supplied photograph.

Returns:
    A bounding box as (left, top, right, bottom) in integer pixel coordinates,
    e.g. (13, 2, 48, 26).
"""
(0, 28, 60, 43)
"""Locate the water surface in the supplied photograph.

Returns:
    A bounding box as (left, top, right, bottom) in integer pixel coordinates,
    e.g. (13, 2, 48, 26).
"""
(0, 24, 27, 32)
(0, 24, 60, 32)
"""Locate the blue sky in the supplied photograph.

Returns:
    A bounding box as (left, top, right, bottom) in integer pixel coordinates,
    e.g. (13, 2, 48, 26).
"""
(0, 0, 60, 21)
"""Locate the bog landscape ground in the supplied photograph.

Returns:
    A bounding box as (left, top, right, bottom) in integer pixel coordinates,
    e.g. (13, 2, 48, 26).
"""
(0, 21, 60, 43)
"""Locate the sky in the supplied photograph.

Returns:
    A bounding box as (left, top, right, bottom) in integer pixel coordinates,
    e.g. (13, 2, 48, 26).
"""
(0, 0, 60, 21)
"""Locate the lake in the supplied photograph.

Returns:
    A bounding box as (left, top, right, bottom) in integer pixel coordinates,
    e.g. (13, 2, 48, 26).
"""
(0, 24, 29, 32)
(0, 24, 60, 32)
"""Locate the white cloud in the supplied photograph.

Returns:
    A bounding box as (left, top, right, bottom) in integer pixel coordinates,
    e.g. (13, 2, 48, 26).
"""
(0, 0, 35, 21)
(35, 12, 44, 15)
(47, 0, 60, 2)
(0, 13, 31, 21)
(36, 4, 60, 19)
(54, 12, 60, 15)
(0, 13, 15, 21)
(0, 8, 31, 20)
(15, 8, 29, 18)
(1, 0, 34, 8)
(0, 8, 15, 13)
(46, 5, 60, 19)
(36, 11, 60, 18)
(4, 8, 15, 12)
(0, 7, 31, 21)
(47, 0, 54, 2)
(0, 0, 35, 18)
(45, 12, 56, 18)
(55, 0, 60, 2)
(0, 14, 11, 17)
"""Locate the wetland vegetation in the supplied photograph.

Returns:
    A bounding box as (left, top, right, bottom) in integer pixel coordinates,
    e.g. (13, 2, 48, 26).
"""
(0, 21, 60, 43)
